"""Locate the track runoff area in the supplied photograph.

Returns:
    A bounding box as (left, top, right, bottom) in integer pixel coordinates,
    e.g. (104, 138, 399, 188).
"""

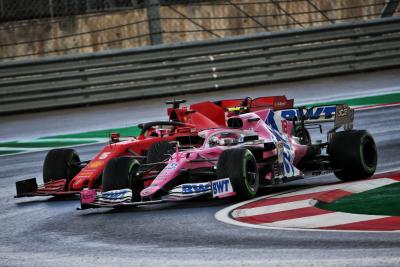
(0, 91, 399, 156)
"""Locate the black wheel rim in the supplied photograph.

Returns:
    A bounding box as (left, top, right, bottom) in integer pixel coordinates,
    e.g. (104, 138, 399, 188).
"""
(245, 159, 258, 192)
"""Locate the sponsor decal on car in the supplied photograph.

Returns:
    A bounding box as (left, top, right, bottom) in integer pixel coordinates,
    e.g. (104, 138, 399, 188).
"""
(79, 169, 96, 174)
(212, 178, 235, 198)
(265, 111, 300, 177)
(279, 106, 336, 121)
(165, 163, 178, 170)
(169, 182, 211, 197)
(99, 152, 111, 160)
(99, 189, 132, 203)
(88, 160, 104, 168)
(182, 183, 210, 194)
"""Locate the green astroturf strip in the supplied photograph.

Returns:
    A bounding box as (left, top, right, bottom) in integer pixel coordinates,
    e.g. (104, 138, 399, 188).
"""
(40, 125, 141, 139)
(316, 183, 400, 216)
(0, 140, 98, 148)
(310, 92, 400, 107)
(0, 126, 140, 153)
(0, 150, 24, 155)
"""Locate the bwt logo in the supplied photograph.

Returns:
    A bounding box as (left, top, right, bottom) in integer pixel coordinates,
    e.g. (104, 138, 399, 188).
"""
(212, 179, 230, 194)
(280, 106, 336, 120)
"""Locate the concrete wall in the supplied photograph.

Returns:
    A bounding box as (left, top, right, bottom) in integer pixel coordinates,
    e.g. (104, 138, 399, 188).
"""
(0, 8, 150, 60)
(0, 0, 397, 61)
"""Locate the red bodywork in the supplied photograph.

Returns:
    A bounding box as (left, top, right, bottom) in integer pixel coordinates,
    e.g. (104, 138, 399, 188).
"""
(16, 96, 294, 197)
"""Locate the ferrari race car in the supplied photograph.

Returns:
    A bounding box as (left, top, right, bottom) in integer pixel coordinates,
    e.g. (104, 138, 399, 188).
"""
(80, 102, 378, 209)
(15, 96, 293, 198)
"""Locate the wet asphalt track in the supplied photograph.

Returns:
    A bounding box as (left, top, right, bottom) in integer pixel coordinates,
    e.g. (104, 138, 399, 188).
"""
(1, 105, 400, 267)
(1, 69, 400, 142)
(1, 70, 400, 267)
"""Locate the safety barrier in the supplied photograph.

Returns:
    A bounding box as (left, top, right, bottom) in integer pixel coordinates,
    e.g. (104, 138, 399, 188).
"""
(0, 16, 399, 115)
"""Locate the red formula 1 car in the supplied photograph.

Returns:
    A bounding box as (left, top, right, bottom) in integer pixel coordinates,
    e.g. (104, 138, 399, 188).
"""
(80, 102, 377, 210)
(15, 96, 294, 198)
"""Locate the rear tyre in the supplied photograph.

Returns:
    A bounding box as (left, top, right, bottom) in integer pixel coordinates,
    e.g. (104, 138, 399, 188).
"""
(328, 130, 377, 181)
(146, 141, 174, 170)
(217, 148, 259, 200)
(102, 157, 143, 201)
(43, 148, 81, 184)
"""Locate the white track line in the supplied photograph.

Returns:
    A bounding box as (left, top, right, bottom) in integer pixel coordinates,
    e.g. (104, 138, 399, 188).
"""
(25, 138, 108, 142)
(231, 199, 312, 218)
(344, 178, 398, 193)
(0, 141, 109, 157)
(264, 212, 387, 229)
(0, 147, 48, 151)
(295, 86, 400, 106)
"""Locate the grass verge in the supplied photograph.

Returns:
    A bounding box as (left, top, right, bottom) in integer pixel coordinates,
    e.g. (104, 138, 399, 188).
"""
(316, 183, 400, 216)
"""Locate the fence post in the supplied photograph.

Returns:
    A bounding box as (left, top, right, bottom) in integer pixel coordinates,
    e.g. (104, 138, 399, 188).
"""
(146, 0, 163, 45)
(49, 0, 54, 18)
(381, 0, 400, 17)
(0, 0, 4, 18)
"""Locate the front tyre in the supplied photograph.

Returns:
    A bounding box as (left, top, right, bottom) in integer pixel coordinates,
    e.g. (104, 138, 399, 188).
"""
(217, 148, 259, 200)
(328, 130, 377, 181)
(43, 148, 81, 184)
(102, 157, 143, 201)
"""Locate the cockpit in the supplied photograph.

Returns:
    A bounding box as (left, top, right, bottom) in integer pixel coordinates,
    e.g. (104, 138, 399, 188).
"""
(204, 131, 245, 147)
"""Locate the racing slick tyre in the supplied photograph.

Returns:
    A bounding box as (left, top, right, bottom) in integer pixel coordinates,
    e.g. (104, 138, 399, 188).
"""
(146, 140, 174, 170)
(217, 148, 259, 200)
(43, 148, 81, 184)
(328, 130, 377, 181)
(102, 157, 143, 201)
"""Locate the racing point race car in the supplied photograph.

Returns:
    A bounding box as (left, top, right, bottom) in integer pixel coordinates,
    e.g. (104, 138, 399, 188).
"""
(15, 96, 294, 199)
(80, 102, 378, 209)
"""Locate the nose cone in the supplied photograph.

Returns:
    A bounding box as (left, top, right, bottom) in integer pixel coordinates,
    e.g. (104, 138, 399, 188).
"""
(140, 185, 161, 198)
(70, 177, 89, 190)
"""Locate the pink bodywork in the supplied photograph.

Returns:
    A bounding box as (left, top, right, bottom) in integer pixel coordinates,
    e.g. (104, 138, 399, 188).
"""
(140, 108, 308, 198)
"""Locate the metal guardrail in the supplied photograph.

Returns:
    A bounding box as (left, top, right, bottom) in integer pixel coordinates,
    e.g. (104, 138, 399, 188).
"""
(0, 17, 399, 115)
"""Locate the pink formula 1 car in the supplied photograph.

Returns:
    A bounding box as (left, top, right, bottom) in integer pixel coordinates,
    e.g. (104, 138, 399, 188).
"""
(80, 103, 378, 209)
(15, 96, 294, 199)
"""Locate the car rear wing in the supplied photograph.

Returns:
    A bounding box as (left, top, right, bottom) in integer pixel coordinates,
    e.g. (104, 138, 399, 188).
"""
(277, 104, 354, 130)
(212, 95, 294, 111)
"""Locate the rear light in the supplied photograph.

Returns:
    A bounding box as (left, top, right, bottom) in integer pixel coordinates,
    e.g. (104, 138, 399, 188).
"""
(110, 132, 120, 143)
